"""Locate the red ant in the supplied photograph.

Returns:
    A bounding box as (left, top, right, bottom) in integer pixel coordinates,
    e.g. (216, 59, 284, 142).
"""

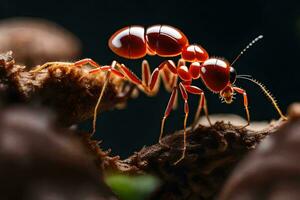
(32, 25, 287, 164)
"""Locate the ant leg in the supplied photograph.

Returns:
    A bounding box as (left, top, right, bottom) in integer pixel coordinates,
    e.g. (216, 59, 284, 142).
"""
(233, 87, 250, 128)
(142, 60, 151, 87)
(74, 58, 101, 68)
(242, 79, 287, 120)
(148, 60, 178, 94)
(31, 58, 102, 73)
(172, 84, 179, 110)
(89, 60, 153, 135)
(30, 62, 73, 73)
(161, 68, 172, 91)
(117, 63, 143, 86)
(184, 85, 212, 128)
(89, 65, 124, 78)
(174, 82, 190, 165)
(159, 86, 178, 145)
(149, 59, 180, 107)
(177, 58, 186, 67)
(148, 69, 162, 96)
(167, 74, 179, 110)
(118, 59, 178, 96)
(91, 70, 111, 135)
(123, 59, 178, 96)
(89, 61, 122, 136)
(162, 68, 180, 94)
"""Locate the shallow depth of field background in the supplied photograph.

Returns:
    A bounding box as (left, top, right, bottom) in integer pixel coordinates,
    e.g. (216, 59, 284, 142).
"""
(0, 0, 299, 157)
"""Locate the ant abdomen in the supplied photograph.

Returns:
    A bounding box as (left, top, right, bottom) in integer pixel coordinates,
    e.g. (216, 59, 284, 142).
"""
(109, 26, 147, 59)
(146, 25, 189, 56)
(109, 25, 189, 59)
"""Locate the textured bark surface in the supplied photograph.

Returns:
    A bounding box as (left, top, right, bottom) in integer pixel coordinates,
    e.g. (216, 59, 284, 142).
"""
(0, 51, 135, 125)
(84, 119, 285, 200)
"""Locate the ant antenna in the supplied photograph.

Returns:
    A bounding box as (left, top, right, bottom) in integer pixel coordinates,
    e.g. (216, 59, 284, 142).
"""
(237, 76, 287, 120)
(231, 35, 264, 66)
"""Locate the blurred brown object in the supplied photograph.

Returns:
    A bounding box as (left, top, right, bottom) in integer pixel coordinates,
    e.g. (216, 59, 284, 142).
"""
(287, 102, 300, 120)
(0, 106, 118, 200)
(219, 107, 300, 200)
(0, 17, 81, 68)
(0, 51, 135, 125)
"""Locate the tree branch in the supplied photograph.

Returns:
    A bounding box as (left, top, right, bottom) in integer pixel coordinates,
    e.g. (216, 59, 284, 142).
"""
(0, 51, 136, 125)
(84, 119, 285, 199)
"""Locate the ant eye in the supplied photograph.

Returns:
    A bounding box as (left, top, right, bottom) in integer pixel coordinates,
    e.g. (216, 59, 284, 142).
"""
(229, 67, 237, 84)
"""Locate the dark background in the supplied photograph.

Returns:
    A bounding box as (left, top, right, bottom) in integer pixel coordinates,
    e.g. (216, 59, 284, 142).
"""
(0, 0, 299, 157)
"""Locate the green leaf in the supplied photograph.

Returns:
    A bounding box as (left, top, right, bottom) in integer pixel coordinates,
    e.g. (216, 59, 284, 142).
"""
(105, 174, 160, 200)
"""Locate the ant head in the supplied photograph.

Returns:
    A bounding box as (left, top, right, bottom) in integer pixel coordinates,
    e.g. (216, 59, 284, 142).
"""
(220, 85, 234, 104)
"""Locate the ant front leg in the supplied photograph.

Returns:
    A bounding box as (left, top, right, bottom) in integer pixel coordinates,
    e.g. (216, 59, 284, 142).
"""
(233, 87, 250, 128)
(184, 85, 212, 128)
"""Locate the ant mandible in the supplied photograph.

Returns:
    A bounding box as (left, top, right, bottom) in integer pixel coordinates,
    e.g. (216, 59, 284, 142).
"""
(31, 25, 287, 164)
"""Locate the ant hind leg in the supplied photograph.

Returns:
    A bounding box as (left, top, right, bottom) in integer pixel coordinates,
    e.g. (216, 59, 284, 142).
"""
(30, 62, 73, 73)
(91, 71, 111, 136)
(31, 58, 102, 73)
(89, 61, 121, 136)
(74, 58, 102, 68)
